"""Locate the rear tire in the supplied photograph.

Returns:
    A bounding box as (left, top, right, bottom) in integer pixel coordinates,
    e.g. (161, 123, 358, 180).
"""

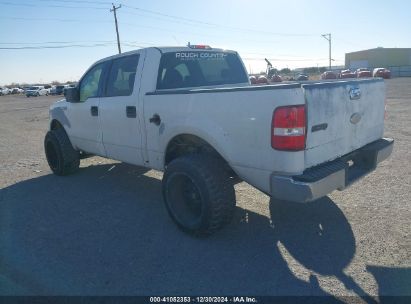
(162, 154, 236, 236)
(44, 128, 80, 176)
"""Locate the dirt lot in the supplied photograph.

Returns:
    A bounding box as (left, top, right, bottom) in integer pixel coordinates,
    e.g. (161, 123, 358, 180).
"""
(0, 79, 410, 301)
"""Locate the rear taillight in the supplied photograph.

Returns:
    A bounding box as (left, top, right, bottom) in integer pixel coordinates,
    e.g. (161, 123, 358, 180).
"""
(272, 105, 306, 151)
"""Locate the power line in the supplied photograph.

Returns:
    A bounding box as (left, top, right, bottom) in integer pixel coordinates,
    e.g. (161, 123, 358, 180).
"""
(0, 1, 107, 10)
(242, 57, 343, 62)
(0, 39, 156, 49)
(121, 4, 220, 27)
(1, 2, 319, 38)
(38, 0, 111, 5)
(0, 40, 116, 45)
(122, 4, 317, 37)
(0, 15, 111, 23)
(0, 14, 289, 45)
(0, 43, 116, 49)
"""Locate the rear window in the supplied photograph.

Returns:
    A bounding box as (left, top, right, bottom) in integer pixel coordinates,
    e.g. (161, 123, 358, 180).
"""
(157, 51, 248, 90)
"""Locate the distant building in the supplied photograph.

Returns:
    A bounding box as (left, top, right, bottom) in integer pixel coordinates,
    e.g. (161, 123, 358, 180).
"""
(345, 48, 411, 77)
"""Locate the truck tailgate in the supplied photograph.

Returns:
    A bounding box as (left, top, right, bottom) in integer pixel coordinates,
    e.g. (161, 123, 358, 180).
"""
(303, 79, 385, 168)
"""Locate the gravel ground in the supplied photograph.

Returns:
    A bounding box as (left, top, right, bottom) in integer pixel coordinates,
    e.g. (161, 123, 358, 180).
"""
(0, 79, 410, 301)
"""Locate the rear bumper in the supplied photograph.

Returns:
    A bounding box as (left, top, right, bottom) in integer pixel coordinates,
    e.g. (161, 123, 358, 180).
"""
(270, 138, 394, 203)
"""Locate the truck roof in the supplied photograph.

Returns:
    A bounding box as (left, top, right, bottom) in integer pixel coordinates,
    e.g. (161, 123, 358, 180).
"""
(93, 46, 237, 66)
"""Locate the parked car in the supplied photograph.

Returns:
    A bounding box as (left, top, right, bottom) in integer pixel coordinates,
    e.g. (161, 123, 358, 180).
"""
(339, 69, 356, 79)
(51, 85, 69, 95)
(257, 75, 268, 84)
(270, 75, 282, 82)
(321, 71, 337, 79)
(45, 45, 393, 236)
(296, 74, 309, 81)
(11, 88, 23, 94)
(0, 87, 10, 95)
(249, 76, 257, 84)
(63, 84, 76, 96)
(356, 68, 372, 78)
(373, 68, 391, 79)
(26, 86, 49, 97)
(50, 86, 57, 95)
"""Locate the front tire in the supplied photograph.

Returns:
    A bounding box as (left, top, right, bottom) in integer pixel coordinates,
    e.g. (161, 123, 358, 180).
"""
(162, 154, 236, 236)
(44, 128, 80, 176)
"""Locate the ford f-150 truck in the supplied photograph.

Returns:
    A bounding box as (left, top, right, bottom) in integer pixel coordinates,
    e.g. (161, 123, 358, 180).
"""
(45, 45, 393, 235)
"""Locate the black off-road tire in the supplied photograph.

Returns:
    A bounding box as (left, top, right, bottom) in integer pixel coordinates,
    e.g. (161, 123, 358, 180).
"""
(44, 128, 80, 176)
(162, 154, 236, 236)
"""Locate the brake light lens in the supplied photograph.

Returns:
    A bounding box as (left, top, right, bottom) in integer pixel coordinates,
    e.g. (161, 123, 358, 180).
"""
(272, 105, 306, 151)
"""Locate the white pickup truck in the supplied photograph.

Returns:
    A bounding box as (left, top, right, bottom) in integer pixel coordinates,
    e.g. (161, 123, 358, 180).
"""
(45, 45, 393, 235)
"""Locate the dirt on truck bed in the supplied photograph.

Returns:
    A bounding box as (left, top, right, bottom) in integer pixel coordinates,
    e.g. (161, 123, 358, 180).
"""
(0, 79, 410, 300)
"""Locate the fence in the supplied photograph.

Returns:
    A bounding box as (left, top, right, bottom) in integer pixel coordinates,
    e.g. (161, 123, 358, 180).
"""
(386, 66, 411, 77)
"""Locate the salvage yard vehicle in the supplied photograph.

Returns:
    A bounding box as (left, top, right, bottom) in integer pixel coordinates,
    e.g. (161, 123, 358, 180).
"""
(270, 74, 283, 82)
(51, 85, 69, 95)
(356, 68, 372, 78)
(11, 87, 23, 94)
(0, 87, 10, 95)
(257, 75, 269, 84)
(339, 69, 356, 79)
(26, 86, 48, 97)
(249, 76, 257, 84)
(45, 45, 394, 235)
(321, 71, 337, 79)
(296, 74, 309, 81)
(373, 68, 391, 79)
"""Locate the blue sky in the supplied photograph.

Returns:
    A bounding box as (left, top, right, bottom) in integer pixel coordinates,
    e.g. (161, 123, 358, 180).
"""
(0, 0, 410, 85)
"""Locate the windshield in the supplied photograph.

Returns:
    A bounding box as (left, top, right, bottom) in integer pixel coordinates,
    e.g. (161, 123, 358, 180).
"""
(56, 86, 65, 89)
(29, 86, 39, 90)
(157, 51, 248, 90)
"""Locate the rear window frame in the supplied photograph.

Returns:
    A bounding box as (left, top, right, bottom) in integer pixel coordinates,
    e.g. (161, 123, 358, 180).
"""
(156, 51, 248, 90)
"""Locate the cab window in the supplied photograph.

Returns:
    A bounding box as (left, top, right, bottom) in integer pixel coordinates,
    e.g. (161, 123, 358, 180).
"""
(79, 62, 105, 102)
(105, 54, 139, 97)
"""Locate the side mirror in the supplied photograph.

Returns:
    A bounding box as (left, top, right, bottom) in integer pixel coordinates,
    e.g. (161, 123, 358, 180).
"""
(65, 87, 80, 103)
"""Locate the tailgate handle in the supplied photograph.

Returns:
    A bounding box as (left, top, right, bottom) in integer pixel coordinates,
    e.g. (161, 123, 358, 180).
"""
(349, 87, 361, 100)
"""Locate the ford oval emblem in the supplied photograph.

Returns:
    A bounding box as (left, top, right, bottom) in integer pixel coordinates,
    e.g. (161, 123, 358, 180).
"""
(350, 113, 362, 124)
(349, 87, 361, 100)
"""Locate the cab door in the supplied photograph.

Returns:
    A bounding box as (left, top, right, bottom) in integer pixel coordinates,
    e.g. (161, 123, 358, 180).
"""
(99, 52, 145, 166)
(66, 61, 108, 156)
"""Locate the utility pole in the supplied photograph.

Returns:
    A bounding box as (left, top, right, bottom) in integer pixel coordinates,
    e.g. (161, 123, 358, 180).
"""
(321, 33, 331, 70)
(110, 3, 122, 54)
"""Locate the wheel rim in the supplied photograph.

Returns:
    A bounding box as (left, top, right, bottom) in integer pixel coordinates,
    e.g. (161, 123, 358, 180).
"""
(166, 173, 203, 228)
(46, 140, 59, 170)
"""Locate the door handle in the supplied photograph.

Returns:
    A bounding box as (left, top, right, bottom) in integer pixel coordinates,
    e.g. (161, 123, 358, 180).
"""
(126, 106, 137, 118)
(90, 106, 98, 116)
(149, 114, 161, 126)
